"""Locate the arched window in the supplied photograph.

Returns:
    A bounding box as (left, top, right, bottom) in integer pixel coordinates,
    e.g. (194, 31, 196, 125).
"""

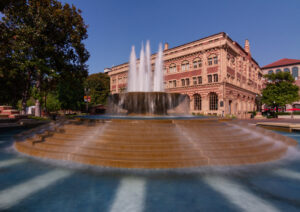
(193, 58, 202, 68)
(169, 64, 176, 73)
(208, 54, 218, 66)
(193, 94, 201, 110)
(292, 67, 299, 79)
(209, 92, 218, 110)
(275, 69, 281, 73)
(284, 68, 290, 73)
(181, 61, 189, 71)
(268, 70, 273, 74)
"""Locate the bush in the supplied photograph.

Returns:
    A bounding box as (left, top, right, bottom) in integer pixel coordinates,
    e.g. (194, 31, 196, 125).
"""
(276, 111, 300, 115)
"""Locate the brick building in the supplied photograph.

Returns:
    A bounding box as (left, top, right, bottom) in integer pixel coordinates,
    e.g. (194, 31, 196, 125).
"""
(262, 58, 300, 109)
(107, 32, 263, 118)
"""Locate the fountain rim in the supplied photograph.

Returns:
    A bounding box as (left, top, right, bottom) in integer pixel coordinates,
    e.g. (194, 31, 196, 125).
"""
(76, 115, 222, 121)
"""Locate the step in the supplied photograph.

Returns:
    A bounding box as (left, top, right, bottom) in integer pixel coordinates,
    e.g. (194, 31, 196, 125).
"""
(15, 142, 209, 168)
(0, 106, 12, 112)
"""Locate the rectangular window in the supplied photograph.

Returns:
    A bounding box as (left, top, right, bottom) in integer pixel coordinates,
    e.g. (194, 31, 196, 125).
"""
(198, 60, 202, 67)
(213, 74, 218, 82)
(181, 79, 185, 86)
(186, 78, 190, 86)
(208, 75, 212, 83)
(193, 61, 197, 68)
(198, 76, 202, 84)
(214, 56, 218, 64)
(193, 77, 197, 85)
(169, 81, 172, 88)
(208, 58, 213, 66)
(181, 64, 185, 71)
(173, 80, 177, 88)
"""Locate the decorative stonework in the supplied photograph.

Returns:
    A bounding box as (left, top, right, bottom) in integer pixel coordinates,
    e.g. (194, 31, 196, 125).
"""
(107, 32, 263, 117)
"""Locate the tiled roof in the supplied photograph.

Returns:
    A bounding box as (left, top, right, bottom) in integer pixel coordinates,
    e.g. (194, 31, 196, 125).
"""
(262, 58, 300, 69)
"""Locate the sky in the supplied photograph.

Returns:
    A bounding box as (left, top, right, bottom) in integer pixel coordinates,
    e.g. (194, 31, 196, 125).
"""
(15, 0, 300, 74)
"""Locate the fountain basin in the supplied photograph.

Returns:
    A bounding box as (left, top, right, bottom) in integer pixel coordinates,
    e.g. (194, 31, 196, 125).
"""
(108, 92, 189, 115)
(14, 118, 297, 169)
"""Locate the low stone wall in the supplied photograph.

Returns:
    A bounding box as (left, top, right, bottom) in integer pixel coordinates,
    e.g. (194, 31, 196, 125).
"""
(278, 115, 300, 119)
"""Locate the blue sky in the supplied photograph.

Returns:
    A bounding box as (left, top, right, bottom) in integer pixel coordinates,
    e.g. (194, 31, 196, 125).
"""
(6, 0, 300, 74)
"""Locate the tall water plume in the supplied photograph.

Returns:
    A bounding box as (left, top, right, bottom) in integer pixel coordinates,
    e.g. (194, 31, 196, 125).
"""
(127, 41, 164, 92)
(153, 43, 164, 92)
(138, 43, 145, 91)
(128, 46, 137, 92)
(145, 41, 151, 91)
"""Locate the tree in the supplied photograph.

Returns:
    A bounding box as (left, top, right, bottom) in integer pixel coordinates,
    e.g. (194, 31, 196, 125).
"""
(85, 73, 110, 105)
(0, 0, 89, 115)
(57, 67, 86, 112)
(262, 72, 299, 111)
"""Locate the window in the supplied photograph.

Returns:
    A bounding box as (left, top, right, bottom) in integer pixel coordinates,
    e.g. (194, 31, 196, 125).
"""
(198, 76, 202, 84)
(193, 58, 202, 68)
(173, 80, 177, 88)
(268, 70, 273, 75)
(169, 81, 172, 88)
(193, 94, 201, 110)
(275, 69, 281, 73)
(284, 68, 290, 73)
(209, 92, 218, 110)
(169, 64, 177, 73)
(231, 57, 235, 64)
(186, 78, 190, 86)
(181, 61, 189, 71)
(213, 74, 218, 82)
(213, 56, 218, 64)
(181, 79, 185, 86)
(208, 75, 212, 83)
(193, 77, 197, 85)
(292, 67, 299, 79)
(208, 57, 213, 66)
(208, 54, 218, 66)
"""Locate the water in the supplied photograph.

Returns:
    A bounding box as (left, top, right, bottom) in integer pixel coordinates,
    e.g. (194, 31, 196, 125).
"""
(127, 41, 164, 92)
(1, 128, 300, 211)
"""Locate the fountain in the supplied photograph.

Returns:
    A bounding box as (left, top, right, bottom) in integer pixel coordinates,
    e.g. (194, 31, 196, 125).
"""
(14, 42, 298, 169)
(109, 42, 189, 115)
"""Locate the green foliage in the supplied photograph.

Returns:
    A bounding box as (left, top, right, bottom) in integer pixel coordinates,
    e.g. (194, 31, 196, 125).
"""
(276, 111, 300, 115)
(58, 70, 86, 111)
(45, 93, 61, 112)
(28, 116, 50, 121)
(17, 97, 35, 110)
(85, 73, 110, 105)
(0, 0, 89, 112)
(262, 72, 299, 108)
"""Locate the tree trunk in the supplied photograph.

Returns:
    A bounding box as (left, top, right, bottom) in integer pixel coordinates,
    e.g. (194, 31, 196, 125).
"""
(21, 85, 29, 115)
(21, 94, 27, 115)
(35, 71, 41, 117)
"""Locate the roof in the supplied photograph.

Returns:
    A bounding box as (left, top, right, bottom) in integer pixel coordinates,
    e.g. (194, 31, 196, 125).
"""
(262, 58, 300, 69)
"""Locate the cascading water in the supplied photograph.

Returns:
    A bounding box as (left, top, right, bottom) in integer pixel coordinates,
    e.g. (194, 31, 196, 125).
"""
(128, 46, 137, 92)
(127, 41, 164, 92)
(109, 41, 189, 115)
(153, 43, 164, 92)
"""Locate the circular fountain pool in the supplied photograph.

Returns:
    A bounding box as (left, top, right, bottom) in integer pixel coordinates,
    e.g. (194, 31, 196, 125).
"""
(1, 129, 300, 211)
(14, 117, 297, 169)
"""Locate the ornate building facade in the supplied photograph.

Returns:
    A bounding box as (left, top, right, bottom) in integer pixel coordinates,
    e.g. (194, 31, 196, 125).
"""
(107, 32, 263, 118)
